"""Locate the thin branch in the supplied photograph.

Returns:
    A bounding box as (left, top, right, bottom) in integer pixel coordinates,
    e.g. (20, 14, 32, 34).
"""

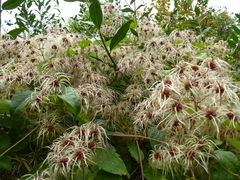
(99, 31, 117, 70)
(0, 126, 38, 158)
(135, 140, 144, 180)
(109, 133, 166, 144)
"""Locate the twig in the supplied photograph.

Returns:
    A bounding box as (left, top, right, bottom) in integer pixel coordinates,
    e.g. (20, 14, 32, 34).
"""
(0, 126, 38, 158)
(135, 140, 144, 180)
(99, 31, 117, 70)
(109, 133, 166, 144)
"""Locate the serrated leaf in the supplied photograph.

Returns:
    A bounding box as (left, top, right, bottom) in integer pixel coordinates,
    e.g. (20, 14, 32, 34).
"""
(110, 20, 133, 51)
(94, 148, 128, 176)
(89, 0, 103, 30)
(215, 150, 240, 173)
(10, 91, 32, 114)
(0, 100, 10, 114)
(147, 128, 165, 149)
(128, 143, 144, 162)
(58, 87, 80, 115)
(0, 156, 12, 170)
(2, 0, 25, 10)
(227, 138, 240, 150)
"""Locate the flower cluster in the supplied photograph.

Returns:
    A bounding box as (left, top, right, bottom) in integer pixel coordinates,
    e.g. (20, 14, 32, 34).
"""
(37, 122, 107, 178)
(101, 3, 123, 37)
(150, 136, 216, 175)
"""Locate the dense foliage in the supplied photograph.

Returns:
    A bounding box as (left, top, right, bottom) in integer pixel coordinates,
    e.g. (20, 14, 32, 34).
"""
(0, 0, 240, 179)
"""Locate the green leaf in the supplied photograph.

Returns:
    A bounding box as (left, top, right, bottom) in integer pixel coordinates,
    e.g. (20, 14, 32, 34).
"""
(127, 143, 144, 162)
(0, 156, 12, 170)
(10, 91, 32, 114)
(210, 163, 237, 180)
(147, 128, 165, 149)
(58, 87, 80, 115)
(94, 148, 128, 176)
(0, 130, 11, 151)
(72, 167, 99, 180)
(232, 25, 240, 35)
(7, 28, 25, 39)
(130, 28, 138, 37)
(194, 6, 200, 16)
(66, 48, 78, 56)
(2, 0, 25, 10)
(213, 139, 223, 146)
(215, 150, 240, 173)
(192, 42, 205, 48)
(89, 0, 103, 30)
(130, 0, 135, 4)
(121, 8, 134, 13)
(79, 39, 92, 49)
(64, 0, 87, 2)
(0, 100, 10, 114)
(236, 13, 240, 21)
(76, 111, 91, 124)
(94, 171, 122, 180)
(227, 138, 240, 150)
(143, 164, 166, 180)
(228, 39, 237, 48)
(174, 39, 184, 45)
(195, 52, 208, 60)
(110, 20, 133, 51)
